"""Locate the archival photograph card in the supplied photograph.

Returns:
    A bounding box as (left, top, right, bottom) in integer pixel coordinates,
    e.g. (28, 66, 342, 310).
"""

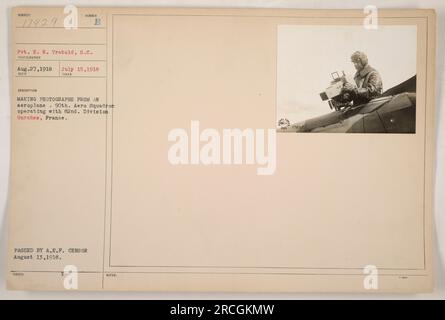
(7, 7, 436, 292)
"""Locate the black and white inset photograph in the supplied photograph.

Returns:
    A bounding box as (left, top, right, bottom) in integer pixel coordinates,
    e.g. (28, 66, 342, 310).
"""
(277, 25, 417, 133)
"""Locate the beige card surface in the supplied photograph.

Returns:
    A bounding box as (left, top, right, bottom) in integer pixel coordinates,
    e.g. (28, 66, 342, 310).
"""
(7, 7, 436, 292)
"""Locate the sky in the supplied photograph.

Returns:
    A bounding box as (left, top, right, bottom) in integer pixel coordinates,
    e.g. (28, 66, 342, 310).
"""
(276, 25, 417, 125)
